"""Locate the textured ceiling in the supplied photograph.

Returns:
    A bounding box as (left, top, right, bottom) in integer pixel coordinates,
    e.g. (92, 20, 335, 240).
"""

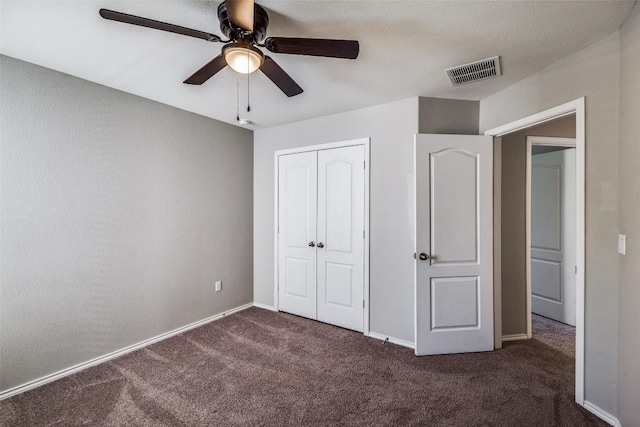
(1, 1, 635, 129)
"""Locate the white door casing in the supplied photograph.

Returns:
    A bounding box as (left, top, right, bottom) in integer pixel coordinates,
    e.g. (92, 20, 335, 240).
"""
(317, 146, 365, 332)
(415, 134, 494, 355)
(530, 147, 576, 326)
(278, 151, 317, 319)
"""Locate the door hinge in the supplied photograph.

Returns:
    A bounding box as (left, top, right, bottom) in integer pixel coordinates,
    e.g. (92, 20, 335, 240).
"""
(277, 282, 280, 290)
(413, 252, 417, 259)
(363, 230, 365, 239)
(363, 160, 366, 169)
(575, 265, 577, 274)
(363, 300, 365, 308)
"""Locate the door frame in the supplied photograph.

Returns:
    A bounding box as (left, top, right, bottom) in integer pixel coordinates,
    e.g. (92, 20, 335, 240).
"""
(273, 137, 371, 335)
(485, 97, 586, 405)
(526, 136, 576, 337)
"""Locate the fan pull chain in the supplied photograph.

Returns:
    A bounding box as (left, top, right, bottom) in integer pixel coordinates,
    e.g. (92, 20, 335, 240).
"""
(236, 73, 240, 122)
(246, 49, 251, 113)
(247, 72, 251, 113)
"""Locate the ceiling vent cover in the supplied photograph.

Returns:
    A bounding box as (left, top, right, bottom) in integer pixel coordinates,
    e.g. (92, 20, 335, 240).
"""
(446, 56, 501, 86)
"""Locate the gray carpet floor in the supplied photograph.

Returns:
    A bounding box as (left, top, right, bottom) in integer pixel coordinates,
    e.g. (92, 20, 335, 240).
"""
(531, 313, 575, 358)
(1, 307, 605, 426)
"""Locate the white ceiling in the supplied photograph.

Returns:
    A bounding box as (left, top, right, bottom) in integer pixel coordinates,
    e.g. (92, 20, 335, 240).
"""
(1, 1, 635, 129)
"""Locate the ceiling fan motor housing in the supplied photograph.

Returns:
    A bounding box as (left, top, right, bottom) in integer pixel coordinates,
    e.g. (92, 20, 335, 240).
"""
(217, 2, 269, 43)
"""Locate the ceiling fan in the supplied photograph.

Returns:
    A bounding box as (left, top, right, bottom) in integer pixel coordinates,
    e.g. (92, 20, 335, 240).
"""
(99, 0, 360, 97)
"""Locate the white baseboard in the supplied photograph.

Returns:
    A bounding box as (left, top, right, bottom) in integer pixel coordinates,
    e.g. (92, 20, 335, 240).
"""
(583, 401, 622, 427)
(253, 302, 277, 312)
(502, 333, 529, 342)
(367, 332, 415, 349)
(0, 302, 253, 401)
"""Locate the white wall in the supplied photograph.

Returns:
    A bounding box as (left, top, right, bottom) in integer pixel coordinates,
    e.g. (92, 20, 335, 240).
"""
(617, 4, 640, 426)
(253, 96, 479, 344)
(0, 56, 254, 392)
(254, 98, 419, 343)
(480, 33, 621, 415)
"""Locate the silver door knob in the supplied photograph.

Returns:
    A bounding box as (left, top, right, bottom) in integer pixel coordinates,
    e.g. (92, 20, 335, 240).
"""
(419, 253, 429, 261)
(317, 242, 324, 248)
(308, 241, 315, 247)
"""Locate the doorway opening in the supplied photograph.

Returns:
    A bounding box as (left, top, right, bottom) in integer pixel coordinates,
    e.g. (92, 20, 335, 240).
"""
(485, 98, 585, 406)
(528, 136, 578, 362)
(528, 136, 577, 330)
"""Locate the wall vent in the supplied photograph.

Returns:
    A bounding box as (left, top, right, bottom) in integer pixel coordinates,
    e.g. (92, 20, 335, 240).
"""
(446, 56, 501, 86)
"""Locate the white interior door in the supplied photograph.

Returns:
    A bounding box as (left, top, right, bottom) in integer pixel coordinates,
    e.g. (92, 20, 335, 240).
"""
(415, 134, 494, 356)
(317, 146, 365, 332)
(530, 148, 576, 326)
(278, 151, 317, 319)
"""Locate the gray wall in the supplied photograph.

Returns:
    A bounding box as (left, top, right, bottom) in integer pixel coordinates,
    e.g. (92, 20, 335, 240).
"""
(480, 33, 620, 414)
(500, 116, 576, 336)
(254, 98, 419, 343)
(617, 4, 640, 426)
(0, 56, 254, 392)
(419, 97, 479, 135)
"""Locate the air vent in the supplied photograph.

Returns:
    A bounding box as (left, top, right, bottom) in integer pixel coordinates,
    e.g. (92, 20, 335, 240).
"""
(446, 56, 501, 86)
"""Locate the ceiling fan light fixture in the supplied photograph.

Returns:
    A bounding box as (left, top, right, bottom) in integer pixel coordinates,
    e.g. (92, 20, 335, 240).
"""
(223, 43, 264, 74)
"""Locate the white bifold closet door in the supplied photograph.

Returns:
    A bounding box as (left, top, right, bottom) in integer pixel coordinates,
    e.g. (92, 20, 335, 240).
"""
(278, 145, 365, 332)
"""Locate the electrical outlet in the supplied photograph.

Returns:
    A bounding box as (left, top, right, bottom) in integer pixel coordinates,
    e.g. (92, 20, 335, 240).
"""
(618, 234, 626, 255)
(215, 281, 222, 292)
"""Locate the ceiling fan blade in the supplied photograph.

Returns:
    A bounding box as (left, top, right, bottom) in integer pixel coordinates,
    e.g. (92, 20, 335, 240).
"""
(183, 55, 228, 85)
(225, 0, 254, 32)
(99, 9, 221, 42)
(260, 56, 303, 97)
(265, 37, 359, 59)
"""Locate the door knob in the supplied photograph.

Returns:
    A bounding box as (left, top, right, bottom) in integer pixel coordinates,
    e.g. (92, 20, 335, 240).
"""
(317, 242, 324, 248)
(419, 253, 429, 261)
(308, 241, 315, 247)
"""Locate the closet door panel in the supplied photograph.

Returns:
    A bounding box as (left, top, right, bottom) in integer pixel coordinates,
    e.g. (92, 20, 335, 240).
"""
(278, 152, 317, 319)
(317, 145, 365, 332)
